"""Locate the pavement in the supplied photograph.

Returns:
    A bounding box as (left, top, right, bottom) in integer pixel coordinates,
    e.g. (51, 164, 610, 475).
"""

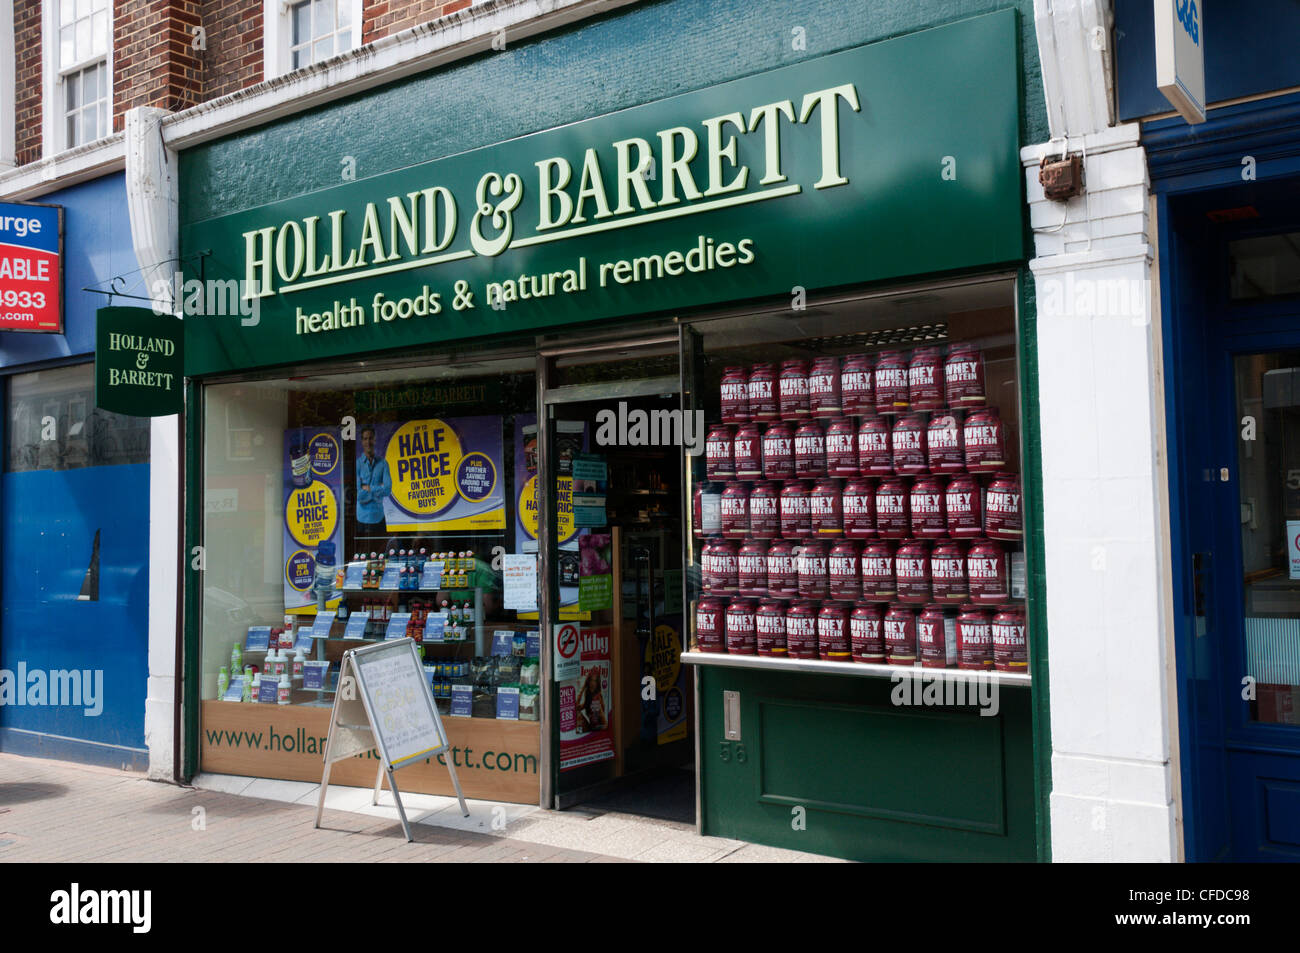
(0, 753, 842, 863)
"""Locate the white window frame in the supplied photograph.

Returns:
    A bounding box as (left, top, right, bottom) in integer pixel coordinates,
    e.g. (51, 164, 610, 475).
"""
(1, 0, 16, 167)
(41, 0, 114, 157)
(265, 0, 363, 81)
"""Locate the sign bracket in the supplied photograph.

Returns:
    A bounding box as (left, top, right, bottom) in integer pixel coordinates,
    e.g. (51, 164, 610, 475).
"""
(81, 250, 212, 308)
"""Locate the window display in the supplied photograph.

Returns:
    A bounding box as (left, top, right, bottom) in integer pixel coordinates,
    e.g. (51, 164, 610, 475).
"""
(685, 288, 1029, 676)
(201, 361, 540, 717)
(198, 356, 545, 802)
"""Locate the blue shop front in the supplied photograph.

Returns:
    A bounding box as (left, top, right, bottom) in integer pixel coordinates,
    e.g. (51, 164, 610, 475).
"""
(0, 172, 152, 769)
(1116, 0, 1300, 860)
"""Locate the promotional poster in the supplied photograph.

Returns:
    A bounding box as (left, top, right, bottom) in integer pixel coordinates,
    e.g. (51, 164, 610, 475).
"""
(647, 615, 688, 745)
(375, 416, 506, 531)
(558, 625, 615, 771)
(283, 427, 345, 614)
(578, 533, 613, 612)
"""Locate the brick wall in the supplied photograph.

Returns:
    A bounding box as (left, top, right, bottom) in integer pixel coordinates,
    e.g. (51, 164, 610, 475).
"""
(364, 0, 470, 45)
(114, 0, 206, 129)
(198, 0, 262, 98)
(8, 0, 478, 167)
(14, 0, 42, 165)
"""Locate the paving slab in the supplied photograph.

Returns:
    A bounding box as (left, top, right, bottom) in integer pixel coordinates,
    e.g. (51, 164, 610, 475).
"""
(0, 753, 846, 863)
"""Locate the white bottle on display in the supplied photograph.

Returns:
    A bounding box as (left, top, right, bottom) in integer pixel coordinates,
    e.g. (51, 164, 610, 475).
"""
(292, 649, 305, 679)
(277, 673, 291, 705)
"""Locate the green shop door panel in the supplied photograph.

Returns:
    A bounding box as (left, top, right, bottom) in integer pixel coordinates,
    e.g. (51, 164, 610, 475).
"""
(699, 667, 1036, 862)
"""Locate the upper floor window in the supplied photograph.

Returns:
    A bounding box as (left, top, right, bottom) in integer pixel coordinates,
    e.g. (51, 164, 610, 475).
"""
(290, 0, 354, 68)
(266, 0, 362, 79)
(44, 0, 111, 153)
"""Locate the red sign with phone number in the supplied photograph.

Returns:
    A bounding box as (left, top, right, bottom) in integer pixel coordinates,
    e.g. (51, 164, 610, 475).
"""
(0, 202, 62, 333)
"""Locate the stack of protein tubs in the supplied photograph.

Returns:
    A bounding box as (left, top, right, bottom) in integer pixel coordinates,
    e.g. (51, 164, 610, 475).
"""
(693, 347, 1027, 673)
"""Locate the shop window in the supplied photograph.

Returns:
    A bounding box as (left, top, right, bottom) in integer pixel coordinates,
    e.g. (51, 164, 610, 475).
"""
(5, 363, 150, 471)
(1230, 231, 1300, 302)
(684, 280, 1029, 674)
(198, 353, 542, 781)
(264, 0, 361, 79)
(43, 0, 111, 155)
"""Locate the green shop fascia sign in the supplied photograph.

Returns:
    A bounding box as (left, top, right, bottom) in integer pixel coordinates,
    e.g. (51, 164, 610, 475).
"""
(181, 10, 1023, 377)
(95, 307, 184, 416)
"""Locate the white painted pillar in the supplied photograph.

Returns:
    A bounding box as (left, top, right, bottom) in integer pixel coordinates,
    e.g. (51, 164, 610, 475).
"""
(1028, 2, 1181, 861)
(125, 106, 181, 781)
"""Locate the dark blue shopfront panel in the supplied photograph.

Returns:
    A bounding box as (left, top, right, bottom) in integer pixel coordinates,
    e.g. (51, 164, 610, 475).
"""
(1115, 0, 1300, 121)
(0, 464, 149, 753)
(1152, 105, 1300, 858)
(0, 173, 134, 364)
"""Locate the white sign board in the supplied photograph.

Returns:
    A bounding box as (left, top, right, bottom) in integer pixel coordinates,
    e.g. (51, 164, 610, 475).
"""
(314, 638, 466, 842)
(502, 553, 539, 611)
(353, 639, 446, 767)
(554, 622, 581, 680)
(1155, 0, 1205, 124)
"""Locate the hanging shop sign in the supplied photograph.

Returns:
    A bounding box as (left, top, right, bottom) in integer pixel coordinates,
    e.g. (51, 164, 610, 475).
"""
(94, 307, 184, 416)
(0, 201, 63, 333)
(1155, 0, 1206, 124)
(181, 10, 1022, 376)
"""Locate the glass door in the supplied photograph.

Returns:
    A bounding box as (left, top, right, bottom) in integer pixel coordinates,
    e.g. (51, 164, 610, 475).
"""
(537, 336, 695, 813)
(1234, 352, 1300, 725)
(1223, 348, 1300, 859)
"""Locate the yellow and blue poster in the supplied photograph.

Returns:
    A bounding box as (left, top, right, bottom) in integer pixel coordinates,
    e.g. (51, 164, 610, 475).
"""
(375, 416, 506, 531)
(283, 427, 345, 614)
(646, 616, 688, 745)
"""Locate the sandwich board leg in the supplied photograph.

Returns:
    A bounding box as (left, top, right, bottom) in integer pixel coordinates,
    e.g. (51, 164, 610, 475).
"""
(314, 761, 333, 829)
(386, 768, 414, 842)
(372, 763, 386, 806)
(443, 751, 470, 817)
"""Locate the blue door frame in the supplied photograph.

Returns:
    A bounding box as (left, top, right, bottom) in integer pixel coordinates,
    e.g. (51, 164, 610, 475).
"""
(1152, 93, 1300, 860)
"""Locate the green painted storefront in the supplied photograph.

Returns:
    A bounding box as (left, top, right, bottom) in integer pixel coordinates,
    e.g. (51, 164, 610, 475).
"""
(179, 0, 1051, 861)
(698, 667, 1037, 861)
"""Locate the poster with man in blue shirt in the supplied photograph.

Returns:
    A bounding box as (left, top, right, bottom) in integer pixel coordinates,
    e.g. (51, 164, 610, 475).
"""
(355, 424, 391, 539)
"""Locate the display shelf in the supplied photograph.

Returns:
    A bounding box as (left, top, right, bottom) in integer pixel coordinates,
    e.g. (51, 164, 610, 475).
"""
(681, 650, 1032, 686)
(339, 584, 489, 652)
(340, 587, 483, 594)
(321, 634, 474, 644)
